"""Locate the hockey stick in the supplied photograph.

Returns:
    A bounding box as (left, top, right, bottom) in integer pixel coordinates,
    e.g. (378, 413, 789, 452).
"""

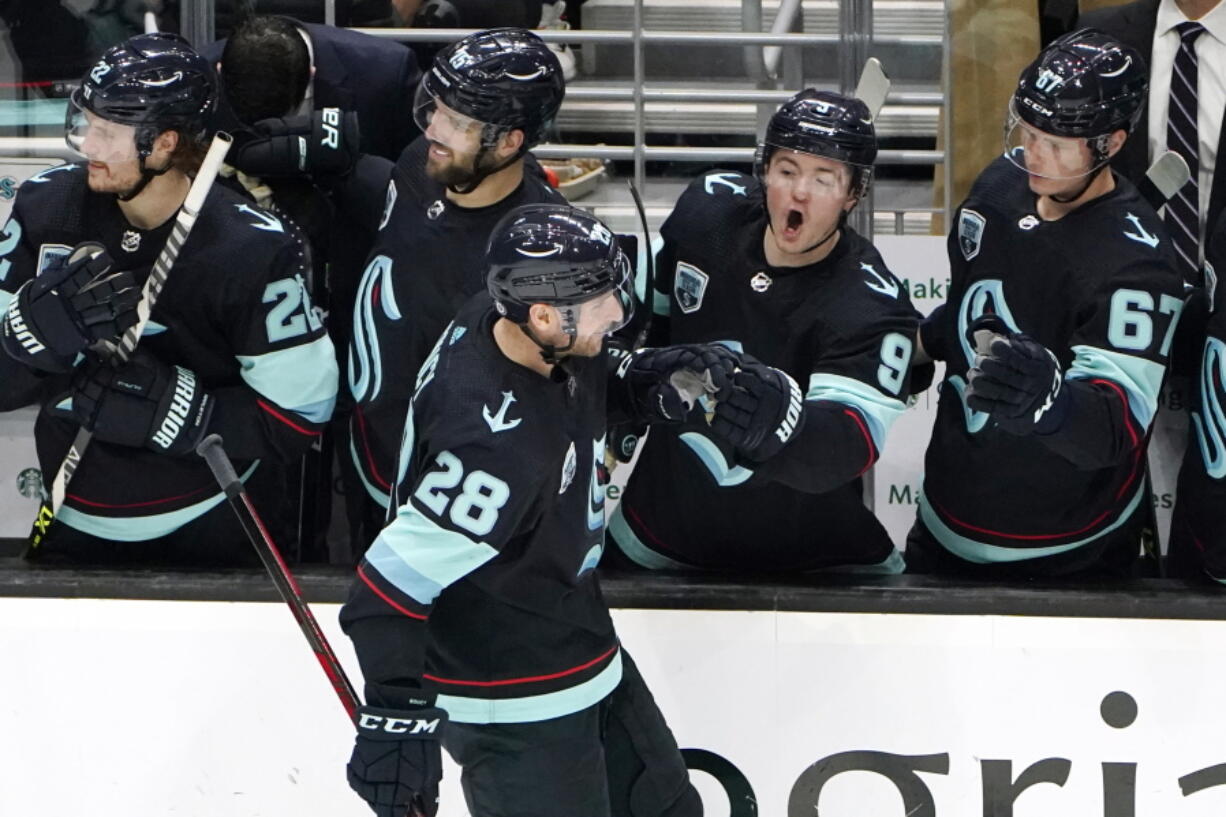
(198, 434, 430, 817)
(26, 132, 232, 555)
(1138, 149, 1191, 209)
(197, 434, 360, 719)
(854, 57, 891, 121)
(627, 180, 654, 350)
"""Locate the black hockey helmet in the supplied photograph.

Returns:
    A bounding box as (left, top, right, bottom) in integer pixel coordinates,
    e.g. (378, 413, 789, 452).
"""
(757, 88, 878, 199)
(487, 203, 634, 338)
(415, 28, 565, 150)
(1013, 28, 1146, 139)
(67, 32, 216, 159)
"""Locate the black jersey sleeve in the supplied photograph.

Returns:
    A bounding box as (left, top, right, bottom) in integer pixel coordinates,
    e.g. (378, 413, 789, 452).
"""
(340, 384, 551, 686)
(205, 220, 339, 462)
(0, 174, 76, 411)
(322, 152, 395, 236)
(752, 256, 920, 493)
(1035, 253, 1183, 470)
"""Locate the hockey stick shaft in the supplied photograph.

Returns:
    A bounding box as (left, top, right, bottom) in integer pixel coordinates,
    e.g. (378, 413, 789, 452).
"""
(197, 434, 361, 722)
(43, 132, 232, 519)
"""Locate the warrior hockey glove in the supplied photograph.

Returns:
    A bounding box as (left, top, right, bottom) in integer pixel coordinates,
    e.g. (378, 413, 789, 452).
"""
(965, 328, 1068, 435)
(614, 343, 738, 424)
(349, 692, 447, 817)
(231, 108, 361, 178)
(711, 356, 805, 462)
(1, 242, 140, 373)
(53, 349, 214, 456)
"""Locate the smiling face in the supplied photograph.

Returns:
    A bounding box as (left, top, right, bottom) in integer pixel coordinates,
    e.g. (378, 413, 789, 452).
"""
(762, 150, 858, 265)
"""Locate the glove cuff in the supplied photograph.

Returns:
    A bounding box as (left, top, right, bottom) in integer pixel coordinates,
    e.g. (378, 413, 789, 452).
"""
(355, 704, 448, 742)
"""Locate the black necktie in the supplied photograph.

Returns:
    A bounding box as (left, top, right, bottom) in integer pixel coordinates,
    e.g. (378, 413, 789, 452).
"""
(1165, 21, 1206, 282)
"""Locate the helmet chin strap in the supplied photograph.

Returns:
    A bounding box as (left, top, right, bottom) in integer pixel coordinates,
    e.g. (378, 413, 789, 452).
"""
(519, 323, 577, 368)
(116, 152, 173, 203)
(446, 126, 526, 195)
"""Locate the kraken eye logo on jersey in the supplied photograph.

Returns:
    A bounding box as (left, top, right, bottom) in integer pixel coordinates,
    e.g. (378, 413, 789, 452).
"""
(951, 279, 1023, 433)
(675, 262, 709, 313)
(1123, 213, 1159, 248)
(426, 199, 444, 221)
(750, 272, 772, 293)
(560, 441, 577, 494)
(958, 209, 986, 261)
(1193, 336, 1226, 480)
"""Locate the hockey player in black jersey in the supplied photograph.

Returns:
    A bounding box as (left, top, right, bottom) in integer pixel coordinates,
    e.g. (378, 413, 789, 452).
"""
(0, 33, 338, 564)
(608, 88, 921, 573)
(340, 204, 791, 816)
(331, 28, 568, 547)
(910, 29, 1184, 578)
(1170, 212, 1226, 583)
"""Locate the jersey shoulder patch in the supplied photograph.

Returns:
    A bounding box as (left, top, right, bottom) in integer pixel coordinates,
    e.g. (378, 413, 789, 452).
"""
(664, 170, 761, 246)
(12, 162, 88, 237)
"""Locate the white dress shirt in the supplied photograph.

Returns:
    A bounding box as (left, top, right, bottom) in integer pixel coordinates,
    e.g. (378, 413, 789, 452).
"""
(1148, 0, 1226, 254)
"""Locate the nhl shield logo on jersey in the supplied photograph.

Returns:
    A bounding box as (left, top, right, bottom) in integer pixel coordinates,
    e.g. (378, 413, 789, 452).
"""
(958, 209, 986, 260)
(674, 262, 709, 314)
(750, 272, 772, 293)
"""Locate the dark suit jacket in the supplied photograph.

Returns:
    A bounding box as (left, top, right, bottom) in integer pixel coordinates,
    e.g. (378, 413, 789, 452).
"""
(1080, 0, 1226, 238)
(206, 21, 421, 162)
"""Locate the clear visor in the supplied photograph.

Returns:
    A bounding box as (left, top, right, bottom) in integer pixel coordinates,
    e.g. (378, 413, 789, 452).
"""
(763, 149, 861, 198)
(413, 82, 490, 148)
(1003, 105, 1104, 181)
(66, 99, 139, 164)
(560, 257, 636, 338)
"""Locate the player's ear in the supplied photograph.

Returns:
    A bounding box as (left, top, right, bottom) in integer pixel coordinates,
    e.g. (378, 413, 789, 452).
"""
(1105, 128, 1127, 159)
(527, 303, 556, 333)
(152, 129, 180, 161)
(498, 127, 525, 160)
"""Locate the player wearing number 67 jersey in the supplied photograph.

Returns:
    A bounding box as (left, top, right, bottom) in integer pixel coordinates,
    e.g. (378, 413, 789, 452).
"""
(0, 34, 337, 564)
(339, 205, 724, 817)
(609, 88, 922, 574)
(909, 30, 1184, 578)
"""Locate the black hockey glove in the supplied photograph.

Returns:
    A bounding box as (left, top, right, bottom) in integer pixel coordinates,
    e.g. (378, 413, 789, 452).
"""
(349, 695, 447, 817)
(614, 343, 738, 425)
(710, 356, 805, 462)
(965, 318, 1067, 435)
(1, 242, 140, 373)
(231, 108, 361, 178)
(51, 349, 214, 456)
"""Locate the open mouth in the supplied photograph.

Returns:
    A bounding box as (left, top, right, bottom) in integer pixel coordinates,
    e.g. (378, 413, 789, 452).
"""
(782, 209, 804, 237)
(427, 140, 452, 160)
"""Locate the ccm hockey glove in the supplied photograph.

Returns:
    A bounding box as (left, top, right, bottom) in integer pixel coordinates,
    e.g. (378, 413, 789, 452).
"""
(1, 242, 140, 373)
(349, 691, 448, 817)
(965, 320, 1067, 435)
(614, 343, 738, 424)
(711, 356, 805, 462)
(53, 349, 214, 456)
(231, 108, 361, 178)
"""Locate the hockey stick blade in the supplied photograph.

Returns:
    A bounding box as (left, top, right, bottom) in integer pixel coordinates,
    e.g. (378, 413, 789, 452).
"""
(854, 58, 892, 121)
(1140, 150, 1191, 206)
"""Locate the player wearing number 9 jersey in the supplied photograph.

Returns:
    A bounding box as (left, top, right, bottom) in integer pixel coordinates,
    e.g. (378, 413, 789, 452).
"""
(908, 30, 1183, 578)
(0, 34, 337, 563)
(609, 88, 922, 574)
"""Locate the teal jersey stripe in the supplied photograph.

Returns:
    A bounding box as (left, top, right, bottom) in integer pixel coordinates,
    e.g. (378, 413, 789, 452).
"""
(678, 431, 754, 486)
(805, 372, 907, 451)
(370, 499, 500, 601)
(59, 461, 259, 541)
(1067, 344, 1165, 429)
(349, 433, 391, 509)
(237, 336, 339, 422)
(607, 504, 692, 570)
(918, 482, 1146, 564)
(438, 650, 622, 724)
